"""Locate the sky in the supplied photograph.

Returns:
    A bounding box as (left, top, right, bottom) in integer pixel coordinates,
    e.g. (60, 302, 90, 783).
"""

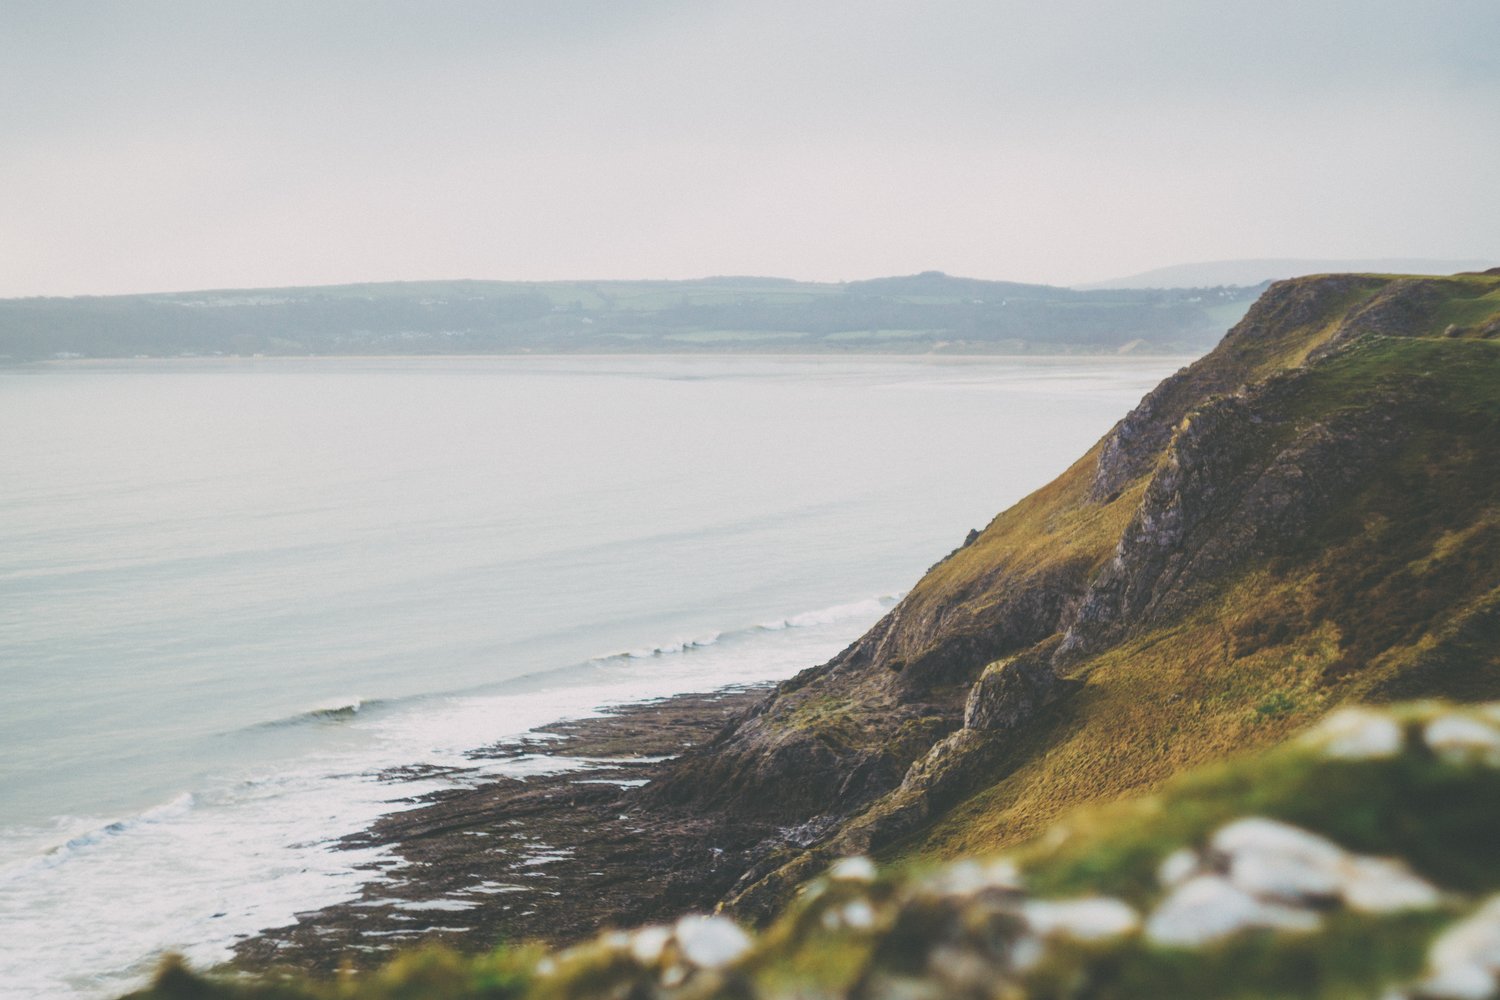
(2, 0, 1498, 297)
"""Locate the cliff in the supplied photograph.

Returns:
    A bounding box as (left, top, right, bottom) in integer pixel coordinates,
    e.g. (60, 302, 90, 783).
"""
(646, 269, 1500, 917)
(124, 270, 1500, 996)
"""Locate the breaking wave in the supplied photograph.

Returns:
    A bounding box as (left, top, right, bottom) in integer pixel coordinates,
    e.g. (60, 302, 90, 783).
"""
(598, 594, 900, 661)
(253, 698, 384, 729)
(0, 793, 195, 885)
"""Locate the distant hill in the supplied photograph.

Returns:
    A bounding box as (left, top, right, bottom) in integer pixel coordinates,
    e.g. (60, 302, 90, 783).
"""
(1079, 257, 1496, 290)
(0, 273, 1258, 362)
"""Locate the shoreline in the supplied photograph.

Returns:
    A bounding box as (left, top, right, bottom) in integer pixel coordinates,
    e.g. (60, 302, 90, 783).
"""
(230, 684, 774, 976)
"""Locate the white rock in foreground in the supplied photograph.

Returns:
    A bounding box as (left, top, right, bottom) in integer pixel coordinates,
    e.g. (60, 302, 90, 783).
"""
(918, 857, 1023, 897)
(1146, 875, 1321, 946)
(629, 925, 673, 965)
(1423, 897, 1500, 999)
(1022, 897, 1140, 941)
(1425, 715, 1500, 764)
(1340, 856, 1442, 913)
(829, 855, 877, 883)
(1214, 817, 1347, 903)
(1303, 706, 1405, 759)
(1209, 816, 1440, 913)
(1157, 847, 1199, 888)
(673, 914, 751, 969)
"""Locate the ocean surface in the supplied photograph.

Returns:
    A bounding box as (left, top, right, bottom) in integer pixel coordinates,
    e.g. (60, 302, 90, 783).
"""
(0, 354, 1187, 998)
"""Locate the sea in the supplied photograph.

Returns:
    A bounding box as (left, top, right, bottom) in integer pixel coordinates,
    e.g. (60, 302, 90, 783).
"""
(0, 353, 1186, 998)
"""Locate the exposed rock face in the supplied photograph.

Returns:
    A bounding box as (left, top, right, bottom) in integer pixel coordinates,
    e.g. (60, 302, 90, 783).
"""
(963, 650, 1060, 731)
(1086, 272, 1382, 503)
(1060, 375, 1406, 659)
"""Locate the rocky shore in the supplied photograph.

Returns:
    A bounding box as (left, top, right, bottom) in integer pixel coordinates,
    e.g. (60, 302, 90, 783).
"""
(232, 685, 776, 975)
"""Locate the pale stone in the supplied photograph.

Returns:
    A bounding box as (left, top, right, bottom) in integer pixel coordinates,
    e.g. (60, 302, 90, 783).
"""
(674, 914, 751, 969)
(1430, 898, 1500, 978)
(629, 925, 673, 965)
(1303, 707, 1404, 759)
(840, 899, 877, 930)
(799, 880, 828, 903)
(1228, 848, 1344, 902)
(1212, 817, 1347, 867)
(926, 945, 993, 990)
(1008, 934, 1046, 973)
(1213, 817, 1349, 903)
(1425, 715, 1500, 763)
(1420, 963, 1497, 1000)
(1021, 897, 1140, 940)
(1146, 874, 1322, 946)
(829, 855, 878, 883)
(1339, 856, 1441, 913)
(1157, 847, 1200, 888)
(921, 857, 1022, 897)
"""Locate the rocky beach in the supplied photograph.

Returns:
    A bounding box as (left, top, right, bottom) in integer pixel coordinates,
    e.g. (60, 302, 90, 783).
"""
(232, 686, 778, 974)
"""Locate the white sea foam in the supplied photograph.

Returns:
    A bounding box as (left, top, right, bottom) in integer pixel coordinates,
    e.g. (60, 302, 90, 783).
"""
(770, 595, 900, 630)
(0, 594, 897, 1000)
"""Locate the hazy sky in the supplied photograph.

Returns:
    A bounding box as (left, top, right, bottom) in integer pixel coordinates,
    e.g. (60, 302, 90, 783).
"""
(3, 1, 1497, 296)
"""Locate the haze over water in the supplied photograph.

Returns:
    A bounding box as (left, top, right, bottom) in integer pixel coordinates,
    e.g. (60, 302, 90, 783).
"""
(0, 354, 1184, 997)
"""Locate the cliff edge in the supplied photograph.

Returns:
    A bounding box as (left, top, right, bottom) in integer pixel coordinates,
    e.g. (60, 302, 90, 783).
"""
(646, 270, 1500, 917)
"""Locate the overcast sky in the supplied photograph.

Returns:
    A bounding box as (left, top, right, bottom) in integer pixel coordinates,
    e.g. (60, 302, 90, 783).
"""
(2, 0, 1497, 296)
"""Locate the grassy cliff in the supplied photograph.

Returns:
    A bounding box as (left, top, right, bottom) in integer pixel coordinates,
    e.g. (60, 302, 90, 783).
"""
(648, 270, 1500, 913)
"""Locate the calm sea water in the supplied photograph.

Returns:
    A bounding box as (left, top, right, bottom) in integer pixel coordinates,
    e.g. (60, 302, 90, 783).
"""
(0, 354, 1185, 997)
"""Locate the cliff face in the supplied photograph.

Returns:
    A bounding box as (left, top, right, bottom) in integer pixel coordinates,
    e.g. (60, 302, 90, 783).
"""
(648, 271, 1500, 917)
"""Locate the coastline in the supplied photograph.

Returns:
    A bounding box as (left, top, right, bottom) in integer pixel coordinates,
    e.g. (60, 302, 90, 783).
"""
(23, 350, 1201, 368)
(230, 685, 774, 976)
